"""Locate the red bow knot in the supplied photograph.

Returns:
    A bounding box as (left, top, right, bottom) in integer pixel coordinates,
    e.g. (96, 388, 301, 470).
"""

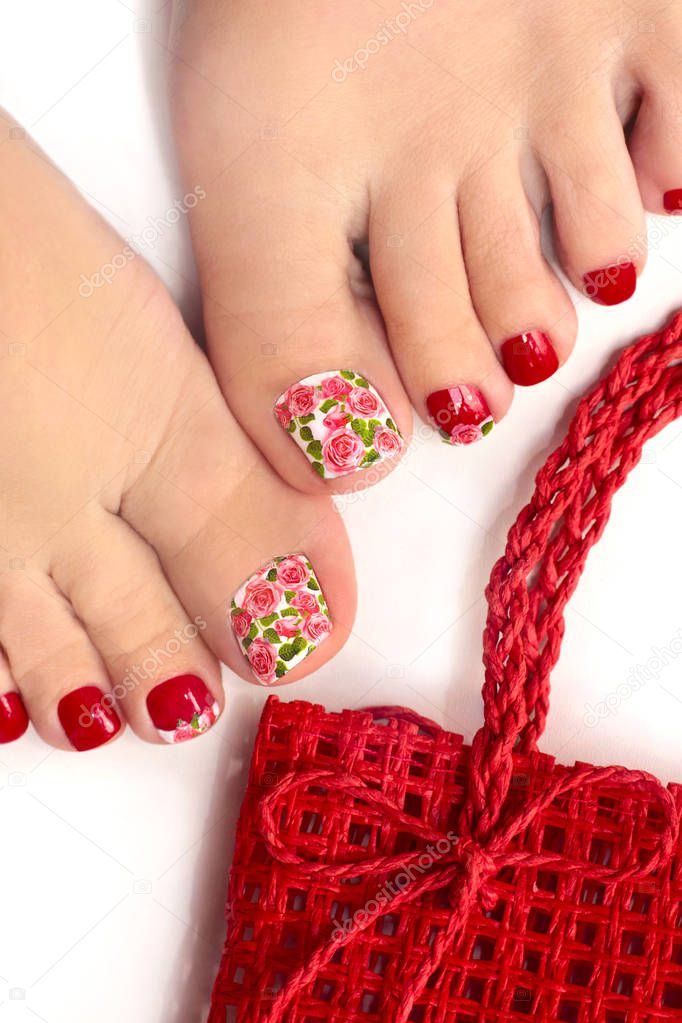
(452, 838, 499, 912)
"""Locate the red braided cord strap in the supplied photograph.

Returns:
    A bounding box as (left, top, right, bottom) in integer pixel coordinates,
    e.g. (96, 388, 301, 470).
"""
(467, 309, 682, 842)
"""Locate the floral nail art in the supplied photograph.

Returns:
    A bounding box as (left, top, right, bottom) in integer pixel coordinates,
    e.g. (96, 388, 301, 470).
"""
(146, 674, 220, 745)
(274, 370, 404, 478)
(164, 703, 220, 744)
(231, 555, 332, 685)
(426, 385, 494, 445)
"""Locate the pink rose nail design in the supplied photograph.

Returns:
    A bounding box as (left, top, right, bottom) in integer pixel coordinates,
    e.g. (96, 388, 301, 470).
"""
(323, 429, 365, 475)
(230, 554, 332, 685)
(291, 591, 318, 615)
(274, 403, 292, 429)
(286, 383, 319, 417)
(274, 616, 302, 638)
(321, 375, 352, 399)
(231, 609, 253, 639)
(241, 576, 283, 619)
(275, 554, 310, 589)
(273, 370, 404, 479)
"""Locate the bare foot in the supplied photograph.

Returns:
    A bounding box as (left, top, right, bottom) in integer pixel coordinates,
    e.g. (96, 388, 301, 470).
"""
(170, 0, 680, 477)
(0, 112, 354, 749)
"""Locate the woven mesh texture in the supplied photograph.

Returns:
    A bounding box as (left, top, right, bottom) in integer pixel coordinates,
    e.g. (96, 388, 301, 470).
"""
(209, 698, 682, 1023)
(209, 311, 682, 1023)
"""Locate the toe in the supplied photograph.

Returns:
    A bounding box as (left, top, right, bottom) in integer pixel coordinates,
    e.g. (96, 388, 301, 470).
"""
(629, 60, 682, 216)
(49, 510, 224, 745)
(539, 89, 645, 306)
(0, 651, 29, 744)
(122, 387, 355, 687)
(457, 159, 577, 387)
(179, 145, 410, 492)
(0, 569, 122, 751)
(370, 174, 513, 445)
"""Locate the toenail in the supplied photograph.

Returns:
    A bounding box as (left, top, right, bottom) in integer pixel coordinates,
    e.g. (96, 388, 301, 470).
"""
(231, 555, 332, 685)
(146, 674, 219, 744)
(426, 385, 494, 445)
(582, 262, 636, 306)
(274, 370, 404, 479)
(663, 190, 682, 215)
(0, 692, 29, 744)
(57, 686, 122, 751)
(501, 330, 559, 387)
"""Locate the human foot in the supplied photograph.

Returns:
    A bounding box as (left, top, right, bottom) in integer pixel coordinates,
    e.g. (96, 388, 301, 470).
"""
(169, 0, 682, 470)
(0, 112, 354, 749)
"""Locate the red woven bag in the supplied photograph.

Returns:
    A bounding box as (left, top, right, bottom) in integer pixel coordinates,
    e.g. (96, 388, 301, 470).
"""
(209, 311, 682, 1023)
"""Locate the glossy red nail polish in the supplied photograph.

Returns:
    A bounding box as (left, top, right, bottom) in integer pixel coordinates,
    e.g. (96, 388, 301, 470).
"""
(663, 189, 682, 215)
(426, 385, 494, 445)
(501, 330, 559, 386)
(582, 262, 636, 306)
(146, 674, 219, 744)
(58, 686, 121, 751)
(0, 692, 29, 744)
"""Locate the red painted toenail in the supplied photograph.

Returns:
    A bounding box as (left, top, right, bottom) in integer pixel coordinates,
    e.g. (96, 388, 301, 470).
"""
(0, 692, 29, 744)
(58, 686, 121, 751)
(582, 261, 636, 306)
(501, 330, 559, 386)
(146, 674, 219, 744)
(426, 385, 494, 445)
(663, 189, 682, 214)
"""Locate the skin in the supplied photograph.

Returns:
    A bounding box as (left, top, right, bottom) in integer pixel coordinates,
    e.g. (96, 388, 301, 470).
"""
(170, 0, 682, 482)
(0, 112, 356, 750)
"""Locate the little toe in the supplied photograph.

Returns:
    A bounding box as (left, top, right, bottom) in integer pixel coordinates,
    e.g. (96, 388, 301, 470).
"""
(458, 161, 577, 387)
(0, 569, 123, 751)
(49, 510, 224, 745)
(539, 91, 645, 306)
(370, 175, 513, 446)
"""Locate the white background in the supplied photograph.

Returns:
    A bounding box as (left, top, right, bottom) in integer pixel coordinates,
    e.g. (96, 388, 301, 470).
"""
(1, 2, 682, 1021)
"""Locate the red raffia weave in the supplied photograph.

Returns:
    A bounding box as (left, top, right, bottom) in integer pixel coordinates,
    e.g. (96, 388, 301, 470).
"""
(208, 310, 682, 1023)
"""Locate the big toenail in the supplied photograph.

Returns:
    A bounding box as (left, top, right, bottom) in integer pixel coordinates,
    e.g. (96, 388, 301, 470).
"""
(274, 370, 404, 479)
(0, 692, 29, 744)
(231, 555, 332, 685)
(58, 686, 122, 751)
(582, 262, 636, 306)
(146, 674, 219, 744)
(501, 330, 559, 386)
(426, 385, 494, 445)
(663, 190, 682, 215)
